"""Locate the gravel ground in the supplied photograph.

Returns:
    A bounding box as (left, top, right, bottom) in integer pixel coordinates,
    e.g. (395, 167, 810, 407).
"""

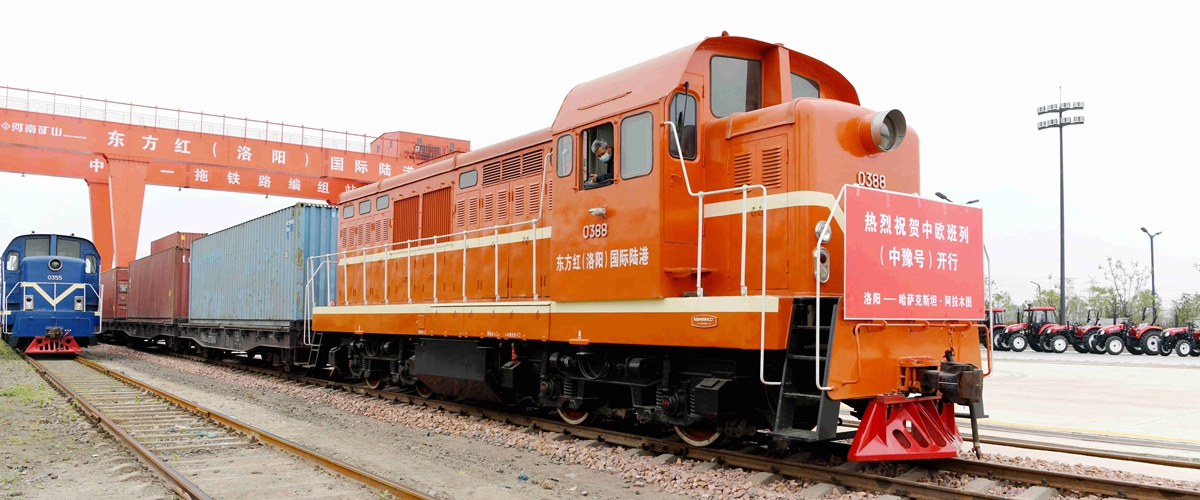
(84, 344, 818, 499)
(81, 343, 1199, 499)
(0, 346, 171, 499)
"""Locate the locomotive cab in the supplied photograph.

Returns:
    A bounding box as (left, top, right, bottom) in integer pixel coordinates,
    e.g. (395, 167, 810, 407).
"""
(2, 234, 102, 354)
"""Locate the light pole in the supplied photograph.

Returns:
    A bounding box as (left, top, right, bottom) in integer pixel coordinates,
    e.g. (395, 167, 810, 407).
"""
(1030, 280, 1042, 305)
(1140, 227, 1161, 312)
(934, 192, 978, 205)
(1037, 94, 1085, 324)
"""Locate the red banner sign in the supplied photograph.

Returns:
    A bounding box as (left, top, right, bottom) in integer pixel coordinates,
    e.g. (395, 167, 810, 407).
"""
(843, 186, 984, 320)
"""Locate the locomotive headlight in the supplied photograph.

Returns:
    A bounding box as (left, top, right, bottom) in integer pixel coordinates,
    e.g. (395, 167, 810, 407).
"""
(74, 296, 84, 311)
(859, 109, 907, 154)
(813, 248, 830, 283)
(48, 259, 62, 271)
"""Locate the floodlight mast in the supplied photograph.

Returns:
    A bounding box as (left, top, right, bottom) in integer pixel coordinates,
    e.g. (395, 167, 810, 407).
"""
(1037, 92, 1084, 324)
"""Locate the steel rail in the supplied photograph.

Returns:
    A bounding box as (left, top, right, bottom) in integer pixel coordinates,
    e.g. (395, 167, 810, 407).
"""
(840, 418, 1200, 472)
(72, 357, 430, 500)
(24, 355, 211, 500)
(930, 458, 1199, 500)
(151, 350, 1200, 500)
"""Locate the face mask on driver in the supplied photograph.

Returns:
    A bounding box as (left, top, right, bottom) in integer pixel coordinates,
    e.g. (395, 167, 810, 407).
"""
(598, 152, 612, 163)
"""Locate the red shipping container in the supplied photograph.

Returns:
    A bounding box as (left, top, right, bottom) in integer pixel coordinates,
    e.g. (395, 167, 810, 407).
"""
(127, 247, 190, 321)
(100, 267, 129, 319)
(150, 232, 207, 254)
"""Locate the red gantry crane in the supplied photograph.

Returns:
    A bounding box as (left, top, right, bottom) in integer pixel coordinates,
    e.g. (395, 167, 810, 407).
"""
(0, 86, 468, 270)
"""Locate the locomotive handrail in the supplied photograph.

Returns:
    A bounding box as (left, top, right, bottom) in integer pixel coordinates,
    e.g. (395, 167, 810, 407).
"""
(814, 184, 850, 391)
(983, 243, 993, 377)
(664, 121, 774, 386)
(303, 153, 550, 332)
(1, 282, 102, 334)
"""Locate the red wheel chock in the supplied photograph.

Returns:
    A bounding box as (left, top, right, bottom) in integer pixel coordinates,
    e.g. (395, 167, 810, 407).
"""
(847, 395, 962, 461)
(25, 335, 83, 355)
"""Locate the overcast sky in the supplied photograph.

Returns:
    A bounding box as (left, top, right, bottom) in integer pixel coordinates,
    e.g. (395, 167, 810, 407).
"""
(1, 1, 1196, 307)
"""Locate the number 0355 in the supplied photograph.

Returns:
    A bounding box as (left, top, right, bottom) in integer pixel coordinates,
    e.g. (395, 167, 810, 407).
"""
(856, 171, 886, 189)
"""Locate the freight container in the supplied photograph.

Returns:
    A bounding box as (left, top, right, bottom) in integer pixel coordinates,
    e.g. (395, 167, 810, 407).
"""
(100, 267, 129, 320)
(127, 247, 190, 321)
(150, 232, 207, 254)
(189, 204, 338, 327)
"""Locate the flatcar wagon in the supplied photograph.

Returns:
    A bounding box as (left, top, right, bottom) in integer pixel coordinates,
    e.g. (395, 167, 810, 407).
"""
(102, 204, 338, 363)
(305, 33, 988, 461)
(2, 234, 102, 354)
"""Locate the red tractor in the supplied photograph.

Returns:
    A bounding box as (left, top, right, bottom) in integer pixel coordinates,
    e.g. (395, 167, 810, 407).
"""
(1092, 307, 1163, 356)
(995, 306, 1058, 352)
(1159, 322, 1200, 357)
(979, 308, 1007, 346)
(1043, 308, 1103, 353)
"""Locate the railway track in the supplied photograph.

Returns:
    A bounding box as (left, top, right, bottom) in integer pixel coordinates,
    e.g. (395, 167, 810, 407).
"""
(117, 347, 1200, 500)
(25, 353, 429, 500)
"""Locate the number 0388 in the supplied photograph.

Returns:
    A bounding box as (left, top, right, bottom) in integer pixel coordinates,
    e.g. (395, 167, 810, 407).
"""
(856, 171, 886, 189)
(582, 223, 608, 239)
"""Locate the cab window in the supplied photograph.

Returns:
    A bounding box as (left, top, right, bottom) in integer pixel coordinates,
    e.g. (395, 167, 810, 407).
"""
(4, 252, 16, 272)
(556, 135, 573, 178)
(581, 123, 615, 189)
(711, 56, 762, 117)
(85, 255, 97, 274)
(668, 93, 697, 159)
(620, 112, 653, 179)
(791, 73, 820, 99)
(342, 205, 354, 219)
(376, 195, 390, 211)
(25, 238, 49, 257)
(56, 239, 81, 258)
(358, 200, 371, 215)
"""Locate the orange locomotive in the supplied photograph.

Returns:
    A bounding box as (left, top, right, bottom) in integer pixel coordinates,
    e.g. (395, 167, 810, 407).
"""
(310, 34, 987, 461)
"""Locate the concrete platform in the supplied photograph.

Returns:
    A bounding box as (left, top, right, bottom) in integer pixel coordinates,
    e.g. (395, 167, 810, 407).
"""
(958, 348, 1200, 481)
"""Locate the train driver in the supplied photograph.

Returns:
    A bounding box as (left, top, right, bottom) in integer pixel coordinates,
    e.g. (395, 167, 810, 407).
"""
(587, 138, 614, 186)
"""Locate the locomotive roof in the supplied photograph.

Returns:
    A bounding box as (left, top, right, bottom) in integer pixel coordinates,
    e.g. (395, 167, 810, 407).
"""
(550, 35, 859, 134)
(340, 34, 859, 204)
(4, 233, 94, 249)
(342, 128, 551, 203)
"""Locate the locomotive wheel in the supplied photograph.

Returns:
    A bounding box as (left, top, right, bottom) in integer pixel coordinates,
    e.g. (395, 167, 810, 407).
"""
(1009, 334, 1027, 352)
(1050, 335, 1069, 353)
(557, 408, 592, 426)
(414, 382, 433, 398)
(674, 425, 724, 447)
(1178, 341, 1193, 357)
(1106, 337, 1125, 355)
(364, 375, 384, 390)
(1141, 333, 1161, 355)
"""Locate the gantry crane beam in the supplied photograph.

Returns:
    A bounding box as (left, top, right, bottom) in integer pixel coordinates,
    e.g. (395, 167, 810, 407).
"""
(0, 88, 467, 270)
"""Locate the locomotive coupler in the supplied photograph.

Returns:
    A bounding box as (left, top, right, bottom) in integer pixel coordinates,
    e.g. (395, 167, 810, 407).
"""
(45, 326, 65, 340)
(920, 361, 983, 457)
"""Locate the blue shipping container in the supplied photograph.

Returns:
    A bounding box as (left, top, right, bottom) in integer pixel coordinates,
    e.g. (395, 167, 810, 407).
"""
(189, 204, 338, 326)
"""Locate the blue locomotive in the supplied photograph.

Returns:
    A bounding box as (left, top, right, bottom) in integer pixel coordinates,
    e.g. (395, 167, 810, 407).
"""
(2, 234, 102, 354)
